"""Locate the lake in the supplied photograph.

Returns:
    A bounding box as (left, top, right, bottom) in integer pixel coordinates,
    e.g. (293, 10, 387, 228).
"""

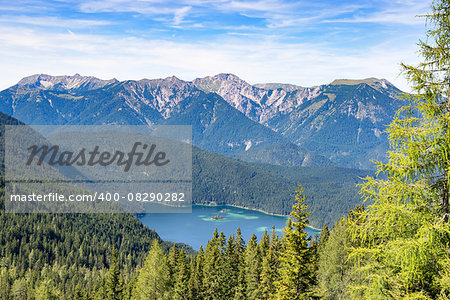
(138, 205, 320, 250)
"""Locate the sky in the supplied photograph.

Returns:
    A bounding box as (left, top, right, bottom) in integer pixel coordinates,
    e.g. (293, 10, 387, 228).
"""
(0, 0, 431, 92)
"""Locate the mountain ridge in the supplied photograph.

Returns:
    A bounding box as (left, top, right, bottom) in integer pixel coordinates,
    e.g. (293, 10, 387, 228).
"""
(0, 73, 333, 167)
(2, 73, 404, 169)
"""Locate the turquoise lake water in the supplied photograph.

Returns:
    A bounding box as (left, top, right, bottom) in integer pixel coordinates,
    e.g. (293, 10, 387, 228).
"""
(138, 205, 320, 250)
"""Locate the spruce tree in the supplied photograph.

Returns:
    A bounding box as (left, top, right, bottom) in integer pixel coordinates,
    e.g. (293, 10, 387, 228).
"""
(34, 279, 60, 300)
(260, 227, 281, 300)
(317, 224, 329, 254)
(0, 268, 10, 300)
(174, 248, 190, 300)
(244, 233, 262, 299)
(203, 229, 225, 300)
(168, 244, 180, 288)
(276, 185, 316, 299)
(347, 1, 450, 297)
(188, 246, 204, 300)
(317, 218, 354, 299)
(223, 235, 239, 298)
(233, 228, 247, 300)
(106, 247, 123, 300)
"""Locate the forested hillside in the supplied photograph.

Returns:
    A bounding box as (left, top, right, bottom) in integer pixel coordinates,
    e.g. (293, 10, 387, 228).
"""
(193, 147, 371, 228)
(0, 112, 194, 299)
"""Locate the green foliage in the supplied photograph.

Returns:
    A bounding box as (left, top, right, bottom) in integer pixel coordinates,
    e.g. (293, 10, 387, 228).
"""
(346, 1, 450, 298)
(243, 234, 262, 299)
(0, 207, 169, 299)
(259, 227, 281, 299)
(202, 229, 227, 300)
(276, 185, 317, 299)
(121, 185, 319, 300)
(317, 216, 355, 299)
(132, 239, 171, 300)
(106, 248, 123, 300)
(188, 246, 204, 300)
(173, 249, 190, 300)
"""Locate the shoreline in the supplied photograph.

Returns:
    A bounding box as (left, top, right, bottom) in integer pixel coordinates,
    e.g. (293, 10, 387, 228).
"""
(194, 203, 322, 232)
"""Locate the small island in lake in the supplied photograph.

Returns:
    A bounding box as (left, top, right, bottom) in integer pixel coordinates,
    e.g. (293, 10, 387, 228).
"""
(220, 209, 228, 213)
(211, 215, 224, 221)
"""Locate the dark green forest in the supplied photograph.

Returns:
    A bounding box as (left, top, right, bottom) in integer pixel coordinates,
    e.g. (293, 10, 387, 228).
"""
(192, 147, 372, 228)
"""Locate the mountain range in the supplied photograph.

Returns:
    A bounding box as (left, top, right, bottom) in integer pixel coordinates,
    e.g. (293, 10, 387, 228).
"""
(194, 74, 403, 169)
(0, 73, 404, 169)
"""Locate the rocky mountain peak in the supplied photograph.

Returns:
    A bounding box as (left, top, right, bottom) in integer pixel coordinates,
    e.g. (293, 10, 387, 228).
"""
(193, 73, 322, 123)
(212, 73, 244, 82)
(137, 75, 193, 90)
(2, 73, 406, 169)
(329, 77, 400, 100)
(192, 73, 249, 93)
(16, 73, 118, 91)
(330, 77, 397, 90)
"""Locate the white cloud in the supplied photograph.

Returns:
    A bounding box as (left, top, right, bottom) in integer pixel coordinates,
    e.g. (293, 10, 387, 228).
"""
(0, 24, 419, 92)
(0, 15, 112, 28)
(173, 6, 192, 25)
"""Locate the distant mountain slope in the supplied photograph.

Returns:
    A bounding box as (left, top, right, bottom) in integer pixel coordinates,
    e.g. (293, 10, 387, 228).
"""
(0, 74, 330, 167)
(193, 74, 403, 169)
(266, 80, 402, 169)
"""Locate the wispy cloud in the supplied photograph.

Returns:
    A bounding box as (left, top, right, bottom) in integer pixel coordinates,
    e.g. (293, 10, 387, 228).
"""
(0, 15, 112, 28)
(0, 0, 430, 93)
(173, 6, 192, 25)
(78, 0, 174, 15)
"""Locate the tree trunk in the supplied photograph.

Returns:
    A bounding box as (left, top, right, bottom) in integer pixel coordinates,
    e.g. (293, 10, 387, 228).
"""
(444, 83, 450, 222)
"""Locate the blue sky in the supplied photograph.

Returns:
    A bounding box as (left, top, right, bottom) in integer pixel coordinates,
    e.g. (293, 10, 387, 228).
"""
(0, 0, 430, 91)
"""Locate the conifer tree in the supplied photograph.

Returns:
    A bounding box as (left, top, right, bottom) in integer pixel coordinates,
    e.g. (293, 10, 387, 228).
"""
(34, 279, 60, 300)
(188, 246, 204, 300)
(234, 228, 246, 256)
(203, 229, 225, 299)
(260, 227, 281, 300)
(11, 278, 28, 300)
(174, 248, 190, 300)
(106, 247, 123, 300)
(133, 240, 170, 300)
(244, 233, 262, 299)
(168, 243, 180, 288)
(276, 185, 316, 299)
(233, 228, 247, 300)
(317, 218, 353, 299)
(0, 267, 10, 300)
(234, 269, 247, 300)
(317, 224, 329, 254)
(259, 230, 270, 258)
(223, 235, 239, 298)
(347, 1, 450, 297)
